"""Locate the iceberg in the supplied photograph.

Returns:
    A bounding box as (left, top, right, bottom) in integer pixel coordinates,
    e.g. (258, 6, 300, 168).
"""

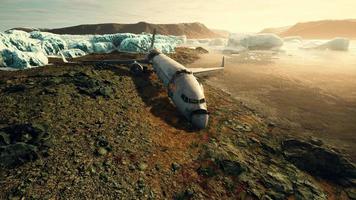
(198, 39, 210, 44)
(283, 36, 303, 43)
(0, 30, 183, 70)
(185, 39, 201, 46)
(227, 33, 283, 50)
(209, 38, 227, 46)
(321, 38, 349, 51)
(301, 38, 350, 51)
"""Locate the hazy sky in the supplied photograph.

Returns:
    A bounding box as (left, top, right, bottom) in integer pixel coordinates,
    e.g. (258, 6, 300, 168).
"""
(1, 0, 356, 32)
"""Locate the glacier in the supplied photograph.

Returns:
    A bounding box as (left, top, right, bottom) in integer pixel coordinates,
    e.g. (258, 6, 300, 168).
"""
(0, 30, 185, 70)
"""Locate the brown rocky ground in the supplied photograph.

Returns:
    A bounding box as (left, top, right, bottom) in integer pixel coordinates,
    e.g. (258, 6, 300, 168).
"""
(0, 48, 355, 199)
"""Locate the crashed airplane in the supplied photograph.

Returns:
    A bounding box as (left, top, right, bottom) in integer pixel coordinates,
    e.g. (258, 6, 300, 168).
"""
(61, 30, 224, 129)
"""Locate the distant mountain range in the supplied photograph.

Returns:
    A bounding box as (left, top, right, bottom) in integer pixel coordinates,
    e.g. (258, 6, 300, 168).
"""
(261, 19, 356, 39)
(11, 22, 224, 39)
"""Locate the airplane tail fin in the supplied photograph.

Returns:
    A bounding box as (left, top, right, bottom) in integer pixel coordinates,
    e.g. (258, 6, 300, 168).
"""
(221, 56, 225, 68)
(127, 28, 156, 53)
(149, 29, 157, 51)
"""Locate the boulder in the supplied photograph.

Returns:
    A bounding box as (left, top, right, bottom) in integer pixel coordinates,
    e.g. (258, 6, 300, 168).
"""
(216, 159, 245, 176)
(282, 139, 356, 185)
(0, 142, 38, 167)
(0, 123, 51, 168)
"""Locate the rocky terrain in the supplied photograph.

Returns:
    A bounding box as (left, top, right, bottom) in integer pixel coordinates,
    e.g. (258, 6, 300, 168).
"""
(0, 48, 355, 199)
(12, 22, 223, 39)
(261, 19, 356, 39)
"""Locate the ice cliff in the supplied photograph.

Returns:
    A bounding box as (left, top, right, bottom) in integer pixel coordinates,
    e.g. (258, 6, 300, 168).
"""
(0, 30, 184, 69)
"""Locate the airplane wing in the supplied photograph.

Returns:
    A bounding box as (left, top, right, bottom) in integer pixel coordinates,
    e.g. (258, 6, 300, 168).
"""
(188, 56, 225, 76)
(81, 59, 148, 65)
(189, 67, 223, 75)
(59, 52, 148, 65)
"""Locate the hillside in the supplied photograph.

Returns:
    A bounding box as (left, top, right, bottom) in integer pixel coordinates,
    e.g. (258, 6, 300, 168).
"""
(15, 22, 223, 39)
(0, 48, 355, 199)
(261, 19, 356, 39)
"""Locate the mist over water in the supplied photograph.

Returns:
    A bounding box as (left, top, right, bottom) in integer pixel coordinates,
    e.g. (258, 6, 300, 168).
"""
(189, 40, 356, 161)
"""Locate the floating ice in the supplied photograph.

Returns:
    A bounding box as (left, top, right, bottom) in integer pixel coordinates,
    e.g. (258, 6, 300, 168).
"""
(198, 39, 210, 44)
(283, 36, 303, 43)
(227, 33, 283, 50)
(301, 38, 350, 51)
(185, 39, 201, 46)
(326, 38, 350, 51)
(209, 38, 227, 46)
(0, 30, 183, 69)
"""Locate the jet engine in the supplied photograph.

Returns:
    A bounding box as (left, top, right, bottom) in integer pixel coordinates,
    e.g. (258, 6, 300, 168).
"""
(130, 62, 144, 75)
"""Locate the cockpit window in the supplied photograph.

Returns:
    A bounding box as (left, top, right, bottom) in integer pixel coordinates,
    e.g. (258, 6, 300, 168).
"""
(181, 94, 205, 104)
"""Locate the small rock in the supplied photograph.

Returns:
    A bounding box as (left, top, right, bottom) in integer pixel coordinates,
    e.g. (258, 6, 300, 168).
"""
(0, 131, 10, 145)
(137, 178, 145, 188)
(217, 159, 245, 176)
(98, 86, 114, 98)
(99, 173, 109, 182)
(268, 122, 276, 127)
(171, 162, 181, 172)
(346, 188, 356, 200)
(128, 164, 136, 170)
(4, 85, 26, 93)
(309, 137, 323, 146)
(138, 163, 148, 171)
(96, 147, 108, 156)
(0, 142, 38, 167)
(155, 164, 161, 171)
(96, 136, 109, 147)
(250, 137, 260, 144)
(195, 47, 209, 54)
(197, 165, 217, 177)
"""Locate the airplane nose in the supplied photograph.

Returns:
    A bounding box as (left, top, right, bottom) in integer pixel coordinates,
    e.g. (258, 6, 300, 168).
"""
(191, 111, 209, 129)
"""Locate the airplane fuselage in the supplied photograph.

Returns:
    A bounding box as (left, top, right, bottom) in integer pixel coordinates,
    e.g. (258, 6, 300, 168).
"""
(149, 52, 209, 129)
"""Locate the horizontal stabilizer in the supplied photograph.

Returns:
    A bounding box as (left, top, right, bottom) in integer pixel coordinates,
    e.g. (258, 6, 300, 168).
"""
(188, 56, 225, 75)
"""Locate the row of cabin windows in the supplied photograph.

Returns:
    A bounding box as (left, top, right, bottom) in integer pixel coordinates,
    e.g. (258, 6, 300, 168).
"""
(181, 94, 205, 104)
